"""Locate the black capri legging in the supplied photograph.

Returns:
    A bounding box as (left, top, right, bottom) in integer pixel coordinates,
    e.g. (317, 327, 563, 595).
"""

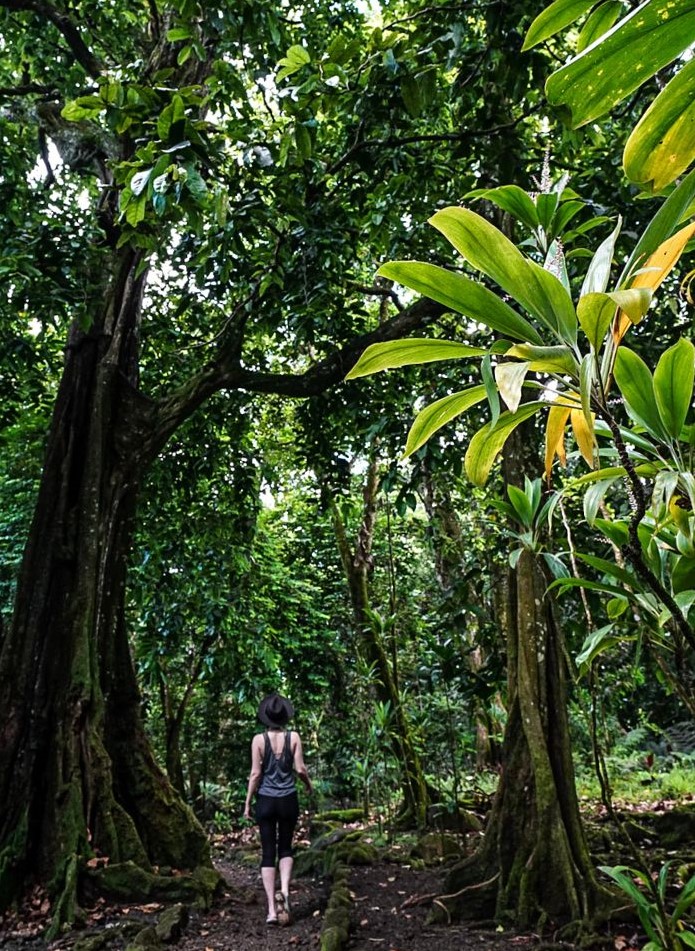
(256, 791, 299, 867)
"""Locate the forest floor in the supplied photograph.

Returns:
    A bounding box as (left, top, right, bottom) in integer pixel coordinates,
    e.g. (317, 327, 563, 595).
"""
(2, 799, 694, 951)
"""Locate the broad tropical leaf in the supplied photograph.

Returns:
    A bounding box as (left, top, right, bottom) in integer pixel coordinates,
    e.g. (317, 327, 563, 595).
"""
(577, 293, 616, 352)
(545, 403, 571, 477)
(545, 0, 695, 128)
(576, 0, 623, 52)
(571, 408, 596, 467)
(624, 57, 695, 193)
(620, 166, 695, 284)
(403, 385, 487, 457)
(613, 347, 668, 440)
(345, 338, 486, 379)
(522, 0, 597, 49)
(429, 207, 576, 343)
(495, 361, 530, 413)
(465, 402, 544, 485)
(376, 261, 543, 343)
(505, 343, 578, 375)
(579, 216, 622, 297)
(653, 338, 695, 439)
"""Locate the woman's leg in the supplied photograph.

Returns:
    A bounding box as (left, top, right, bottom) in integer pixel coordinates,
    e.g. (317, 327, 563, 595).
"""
(277, 793, 299, 904)
(256, 795, 280, 920)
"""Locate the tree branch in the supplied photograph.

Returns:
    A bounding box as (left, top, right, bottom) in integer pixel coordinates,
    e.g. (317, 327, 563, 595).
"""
(0, 0, 101, 78)
(143, 296, 445, 463)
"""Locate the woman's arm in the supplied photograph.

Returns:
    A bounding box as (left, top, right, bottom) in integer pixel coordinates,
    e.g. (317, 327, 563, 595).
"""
(243, 735, 264, 819)
(292, 732, 313, 795)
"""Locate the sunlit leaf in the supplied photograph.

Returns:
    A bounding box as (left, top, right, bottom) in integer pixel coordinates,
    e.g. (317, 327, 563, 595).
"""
(577, 0, 623, 52)
(376, 261, 543, 343)
(571, 408, 596, 467)
(580, 216, 621, 297)
(504, 343, 578, 375)
(403, 385, 487, 457)
(495, 361, 530, 413)
(429, 207, 576, 343)
(545, 0, 695, 128)
(345, 338, 486, 380)
(624, 57, 695, 192)
(523, 0, 597, 49)
(544, 403, 571, 477)
(465, 403, 544, 485)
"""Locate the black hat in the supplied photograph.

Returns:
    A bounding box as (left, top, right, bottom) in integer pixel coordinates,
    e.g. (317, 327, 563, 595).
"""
(258, 693, 294, 728)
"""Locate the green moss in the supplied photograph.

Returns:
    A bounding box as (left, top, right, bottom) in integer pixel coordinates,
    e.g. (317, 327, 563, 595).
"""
(46, 853, 81, 941)
(334, 841, 378, 866)
(322, 906, 349, 938)
(320, 926, 346, 951)
(87, 861, 217, 905)
(315, 808, 365, 823)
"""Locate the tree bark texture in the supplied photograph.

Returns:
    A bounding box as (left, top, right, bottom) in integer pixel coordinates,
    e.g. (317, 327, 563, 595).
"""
(0, 252, 209, 924)
(433, 549, 601, 927)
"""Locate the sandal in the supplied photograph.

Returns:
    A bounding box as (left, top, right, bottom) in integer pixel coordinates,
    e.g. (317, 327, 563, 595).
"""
(266, 914, 278, 925)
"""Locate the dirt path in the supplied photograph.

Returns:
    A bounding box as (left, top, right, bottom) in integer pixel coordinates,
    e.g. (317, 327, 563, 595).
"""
(174, 857, 530, 951)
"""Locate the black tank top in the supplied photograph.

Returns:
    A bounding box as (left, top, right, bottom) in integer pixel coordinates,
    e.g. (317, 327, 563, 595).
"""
(257, 730, 295, 797)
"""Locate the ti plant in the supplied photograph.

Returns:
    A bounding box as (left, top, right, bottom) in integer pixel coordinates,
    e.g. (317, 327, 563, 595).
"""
(346, 167, 695, 655)
(493, 475, 565, 579)
(600, 861, 695, 951)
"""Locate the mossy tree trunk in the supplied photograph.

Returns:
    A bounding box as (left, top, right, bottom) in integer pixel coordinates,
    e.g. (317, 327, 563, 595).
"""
(432, 422, 603, 928)
(0, 251, 210, 925)
(329, 458, 428, 827)
(434, 548, 600, 926)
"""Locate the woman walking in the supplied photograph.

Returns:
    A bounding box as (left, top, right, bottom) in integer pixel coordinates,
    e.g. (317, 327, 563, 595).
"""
(243, 692, 313, 925)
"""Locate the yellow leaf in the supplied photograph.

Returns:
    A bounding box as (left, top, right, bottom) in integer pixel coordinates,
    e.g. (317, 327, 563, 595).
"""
(571, 408, 596, 467)
(545, 404, 571, 479)
(613, 221, 695, 344)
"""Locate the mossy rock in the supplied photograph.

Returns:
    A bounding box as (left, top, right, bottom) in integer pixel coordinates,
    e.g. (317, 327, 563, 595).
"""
(294, 848, 324, 877)
(310, 819, 341, 839)
(127, 926, 162, 950)
(312, 828, 355, 852)
(410, 832, 461, 864)
(320, 926, 346, 951)
(86, 861, 221, 907)
(155, 903, 189, 942)
(427, 804, 483, 833)
(315, 808, 365, 823)
(323, 906, 349, 939)
(333, 841, 378, 866)
(651, 806, 695, 846)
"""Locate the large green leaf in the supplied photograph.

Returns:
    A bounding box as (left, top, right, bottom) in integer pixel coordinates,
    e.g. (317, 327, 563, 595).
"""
(464, 402, 544, 485)
(624, 57, 695, 193)
(620, 165, 695, 284)
(577, 293, 615, 352)
(469, 185, 540, 230)
(429, 208, 576, 343)
(653, 338, 695, 439)
(580, 216, 621, 297)
(575, 623, 622, 670)
(613, 347, 668, 440)
(505, 343, 578, 375)
(345, 338, 486, 379)
(403, 385, 487, 457)
(545, 0, 695, 128)
(376, 261, 543, 343)
(523, 0, 597, 49)
(576, 0, 623, 52)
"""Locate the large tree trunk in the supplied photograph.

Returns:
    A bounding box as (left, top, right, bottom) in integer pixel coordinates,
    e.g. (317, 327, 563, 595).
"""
(433, 549, 600, 927)
(0, 252, 209, 928)
(431, 421, 605, 929)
